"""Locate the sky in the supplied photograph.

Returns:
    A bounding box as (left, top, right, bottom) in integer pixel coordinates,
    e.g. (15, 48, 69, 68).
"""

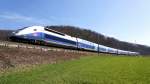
(0, 0, 150, 46)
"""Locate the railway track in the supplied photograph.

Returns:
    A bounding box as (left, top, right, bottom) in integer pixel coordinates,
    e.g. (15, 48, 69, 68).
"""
(0, 41, 92, 54)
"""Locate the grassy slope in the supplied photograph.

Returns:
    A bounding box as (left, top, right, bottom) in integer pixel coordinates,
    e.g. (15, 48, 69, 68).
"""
(1, 55, 150, 84)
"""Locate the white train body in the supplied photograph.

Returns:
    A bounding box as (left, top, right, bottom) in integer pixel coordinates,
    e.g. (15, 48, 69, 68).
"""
(10, 26, 140, 55)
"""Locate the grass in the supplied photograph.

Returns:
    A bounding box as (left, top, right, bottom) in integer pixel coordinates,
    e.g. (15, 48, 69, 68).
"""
(1, 55, 150, 84)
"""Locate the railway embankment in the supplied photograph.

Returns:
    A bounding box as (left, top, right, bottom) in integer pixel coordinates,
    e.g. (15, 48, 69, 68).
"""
(0, 41, 95, 70)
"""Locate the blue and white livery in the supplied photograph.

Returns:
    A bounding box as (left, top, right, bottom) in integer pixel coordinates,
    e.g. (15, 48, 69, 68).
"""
(10, 26, 140, 55)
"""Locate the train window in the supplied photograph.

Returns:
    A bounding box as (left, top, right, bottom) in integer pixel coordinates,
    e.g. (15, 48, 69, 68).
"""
(44, 27, 65, 36)
(34, 29, 37, 31)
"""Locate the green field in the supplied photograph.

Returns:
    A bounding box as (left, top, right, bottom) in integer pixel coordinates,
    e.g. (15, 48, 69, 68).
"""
(1, 55, 150, 84)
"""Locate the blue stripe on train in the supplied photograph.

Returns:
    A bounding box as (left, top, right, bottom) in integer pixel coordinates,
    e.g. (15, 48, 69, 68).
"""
(78, 42, 95, 49)
(44, 34, 77, 46)
(23, 32, 77, 47)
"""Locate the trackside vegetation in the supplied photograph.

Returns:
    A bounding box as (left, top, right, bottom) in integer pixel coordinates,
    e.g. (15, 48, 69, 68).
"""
(0, 55, 150, 84)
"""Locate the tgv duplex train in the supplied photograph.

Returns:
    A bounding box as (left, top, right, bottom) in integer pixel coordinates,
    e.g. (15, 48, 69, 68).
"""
(10, 26, 139, 55)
